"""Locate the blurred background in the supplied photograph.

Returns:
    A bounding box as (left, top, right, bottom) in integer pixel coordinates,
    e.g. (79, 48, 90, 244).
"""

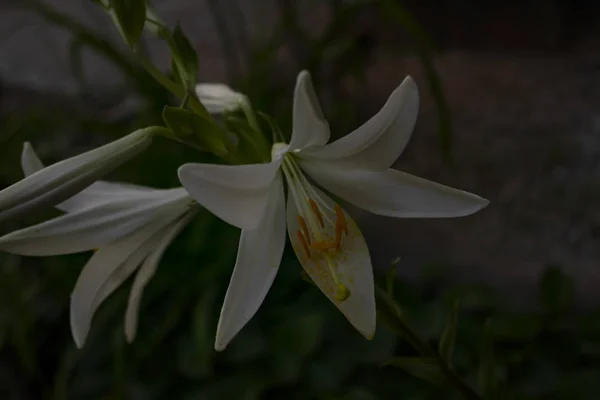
(2, 0, 600, 399)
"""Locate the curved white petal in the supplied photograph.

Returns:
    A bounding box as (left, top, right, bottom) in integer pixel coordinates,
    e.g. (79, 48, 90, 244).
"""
(70, 215, 175, 348)
(178, 160, 281, 230)
(0, 189, 189, 255)
(214, 175, 286, 351)
(286, 185, 375, 339)
(195, 83, 247, 114)
(301, 161, 489, 218)
(0, 128, 153, 222)
(21, 142, 167, 213)
(300, 76, 418, 170)
(124, 211, 197, 343)
(288, 70, 330, 151)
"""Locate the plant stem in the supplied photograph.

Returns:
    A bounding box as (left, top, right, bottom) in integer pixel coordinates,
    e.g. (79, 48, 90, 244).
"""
(375, 288, 482, 400)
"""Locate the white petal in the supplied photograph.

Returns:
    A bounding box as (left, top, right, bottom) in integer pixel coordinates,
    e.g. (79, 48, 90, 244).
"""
(286, 185, 375, 339)
(302, 161, 489, 218)
(195, 83, 247, 114)
(177, 160, 281, 230)
(0, 189, 189, 255)
(214, 175, 286, 351)
(21, 142, 44, 176)
(21, 142, 169, 213)
(124, 210, 196, 343)
(70, 214, 176, 348)
(300, 76, 418, 170)
(288, 70, 330, 151)
(0, 129, 153, 222)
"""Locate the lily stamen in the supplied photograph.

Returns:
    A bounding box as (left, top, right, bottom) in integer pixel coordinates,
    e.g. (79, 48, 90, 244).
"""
(309, 199, 324, 228)
(296, 229, 312, 259)
(297, 215, 311, 245)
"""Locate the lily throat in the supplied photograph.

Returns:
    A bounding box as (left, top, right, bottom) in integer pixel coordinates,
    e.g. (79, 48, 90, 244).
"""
(274, 143, 351, 301)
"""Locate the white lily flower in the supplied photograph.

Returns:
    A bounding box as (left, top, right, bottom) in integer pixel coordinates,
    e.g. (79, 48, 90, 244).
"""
(195, 83, 249, 114)
(0, 143, 198, 347)
(0, 127, 157, 223)
(178, 71, 489, 350)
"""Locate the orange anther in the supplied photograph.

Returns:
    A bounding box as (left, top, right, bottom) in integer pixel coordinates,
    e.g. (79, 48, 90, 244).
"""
(335, 204, 348, 235)
(297, 215, 311, 245)
(297, 229, 311, 259)
(309, 199, 324, 228)
(334, 223, 343, 251)
(311, 240, 337, 250)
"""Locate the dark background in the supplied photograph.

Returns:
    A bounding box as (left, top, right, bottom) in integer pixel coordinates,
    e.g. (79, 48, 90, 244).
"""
(2, 1, 600, 399)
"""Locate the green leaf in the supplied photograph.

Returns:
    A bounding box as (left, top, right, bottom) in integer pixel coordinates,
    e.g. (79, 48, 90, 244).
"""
(539, 264, 574, 314)
(171, 24, 198, 88)
(111, 0, 147, 48)
(385, 264, 397, 297)
(478, 320, 498, 399)
(438, 299, 459, 363)
(162, 106, 228, 156)
(488, 314, 541, 342)
(272, 313, 323, 359)
(382, 357, 446, 385)
(191, 290, 216, 378)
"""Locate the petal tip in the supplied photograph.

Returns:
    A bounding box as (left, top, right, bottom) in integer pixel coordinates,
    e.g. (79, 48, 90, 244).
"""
(214, 337, 229, 352)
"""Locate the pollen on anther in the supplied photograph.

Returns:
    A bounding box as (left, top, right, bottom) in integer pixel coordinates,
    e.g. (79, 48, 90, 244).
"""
(309, 199, 324, 228)
(297, 229, 311, 259)
(335, 204, 348, 235)
(297, 215, 311, 245)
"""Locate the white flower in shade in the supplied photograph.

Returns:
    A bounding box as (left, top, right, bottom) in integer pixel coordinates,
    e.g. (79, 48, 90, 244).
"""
(195, 83, 248, 114)
(0, 143, 198, 347)
(178, 70, 489, 351)
(0, 128, 157, 223)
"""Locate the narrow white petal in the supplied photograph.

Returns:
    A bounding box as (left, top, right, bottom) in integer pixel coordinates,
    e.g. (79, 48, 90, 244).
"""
(21, 142, 170, 213)
(286, 185, 375, 339)
(178, 160, 281, 230)
(214, 175, 286, 351)
(70, 215, 175, 348)
(302, 161, 489, 218)
(0, 128, 153, 222)
(300, 76, 418, 170)
(288, 70, 330, 151)
(124, 210, 196, 343)
(0, 189, 190, 255)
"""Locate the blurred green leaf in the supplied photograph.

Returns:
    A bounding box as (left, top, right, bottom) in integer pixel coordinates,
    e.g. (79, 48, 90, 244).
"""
(111, 0, 147, 48)
(478, 320, 498, 399)
(385, 265, 397, 298)
(488, 314, 541, 342)
(273, 313, 323, 359)
(171, 24, 198, 89)
(443, 284, 500, 312)
(539, 265, 574, 314)
(343, 387, 380, 400)
(382, 357, 446, 385)
(548, 369, 600, 399)
(162, 106, 228, 156)
(438, 299, 459, 363)
(191, 290, 216, 377)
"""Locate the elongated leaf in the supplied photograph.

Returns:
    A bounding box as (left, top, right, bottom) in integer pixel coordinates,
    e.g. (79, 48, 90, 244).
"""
(111, 0, 147, 48)
(172, 24, 198, 88)
(478, 320, 497, 399)
(191, 290, 216, 378)
(383, 357, 446, 385)
(162, 106, 228, 156)
(438, 299, 459, 363)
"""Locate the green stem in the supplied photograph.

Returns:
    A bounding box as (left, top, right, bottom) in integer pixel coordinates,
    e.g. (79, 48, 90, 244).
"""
(375, 288, 482, 400)
(134, 52, 211, 119)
